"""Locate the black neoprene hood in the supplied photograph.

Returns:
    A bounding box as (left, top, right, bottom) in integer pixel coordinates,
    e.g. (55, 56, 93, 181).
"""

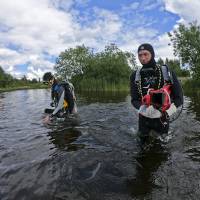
(138, 43, 155, 58)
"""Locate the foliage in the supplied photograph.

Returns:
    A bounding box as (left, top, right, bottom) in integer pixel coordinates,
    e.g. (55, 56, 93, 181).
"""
(182, 78, 200, 91)
(168, 21, 200, 79)
(0, 66, 14, 87)
(54, 43, 136, 91)
(54, 44, 92, 80)
(0, 66, 43, 90)
(157, 58, 190, 77)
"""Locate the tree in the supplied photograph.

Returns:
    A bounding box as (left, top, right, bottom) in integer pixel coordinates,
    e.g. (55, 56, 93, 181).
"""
(157, 58, 189, 77)
(165, 58, 189, 77)
(54, 43, 136, 90)
(168, 21, 200, 79)
(31, 78, 38, 83)
(0, 66, 14, 87)
(54, 45, 92, 79)
(21, 75, 27, 82)
(76, 43, 135, 83)
(0, 66, 6, 80)
(157, 58, 165, 66)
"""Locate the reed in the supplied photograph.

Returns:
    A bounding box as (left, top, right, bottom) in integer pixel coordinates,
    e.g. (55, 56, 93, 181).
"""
(74, 78, 129, 92)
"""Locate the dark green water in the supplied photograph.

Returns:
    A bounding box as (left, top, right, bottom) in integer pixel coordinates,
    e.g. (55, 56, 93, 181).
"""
(0, 89, 200, 200)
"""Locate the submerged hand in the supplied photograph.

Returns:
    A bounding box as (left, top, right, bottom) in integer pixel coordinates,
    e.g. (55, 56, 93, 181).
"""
(43, 115, 53, 124)
(50, 102, 55, 107)
(50, 114, 55, 121)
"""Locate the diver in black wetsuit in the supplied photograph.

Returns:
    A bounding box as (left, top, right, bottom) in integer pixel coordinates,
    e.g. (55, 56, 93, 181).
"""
(130, 43, 183, 146)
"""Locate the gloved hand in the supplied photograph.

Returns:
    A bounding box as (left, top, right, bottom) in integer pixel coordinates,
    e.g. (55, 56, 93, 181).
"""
(142, 94, 151, 106)
(50, 114, 55, 120)
(165, 103, 177, 116)
(50, 102, 55, 107)
(161, 111, 169, 121)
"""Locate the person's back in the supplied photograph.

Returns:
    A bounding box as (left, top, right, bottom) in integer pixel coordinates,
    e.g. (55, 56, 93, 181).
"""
(43, 72, 76, 118)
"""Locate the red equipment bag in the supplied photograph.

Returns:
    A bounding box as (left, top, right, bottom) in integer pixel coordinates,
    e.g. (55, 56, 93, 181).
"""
(142, 84, 172, 112)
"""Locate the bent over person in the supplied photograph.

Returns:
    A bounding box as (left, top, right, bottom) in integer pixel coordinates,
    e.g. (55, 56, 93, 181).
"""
(43, 72, 76, 119)
(130, 43, 183, 147)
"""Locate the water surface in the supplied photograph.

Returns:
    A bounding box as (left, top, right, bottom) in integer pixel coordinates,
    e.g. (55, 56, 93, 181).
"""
(0, 89, 200, 200)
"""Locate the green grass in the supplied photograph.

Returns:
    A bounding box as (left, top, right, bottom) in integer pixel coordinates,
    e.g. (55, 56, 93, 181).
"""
(74, 78, 129, 92)
(0, 83, 48, 92)
(182, 78, 200, 92)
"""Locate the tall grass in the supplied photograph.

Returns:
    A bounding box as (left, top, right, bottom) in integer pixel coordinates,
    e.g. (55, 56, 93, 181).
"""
(182, 78, 200, 90)
(0, 81, 47, 92)
(74, 78, 129, 92)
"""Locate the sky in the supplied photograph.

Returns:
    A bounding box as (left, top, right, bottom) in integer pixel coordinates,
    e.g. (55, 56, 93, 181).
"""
(0, 0, 200, 80)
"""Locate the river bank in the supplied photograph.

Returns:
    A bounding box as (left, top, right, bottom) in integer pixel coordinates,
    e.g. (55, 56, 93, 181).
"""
(0, 84, 48, 93)
(0, 76, 193, 94)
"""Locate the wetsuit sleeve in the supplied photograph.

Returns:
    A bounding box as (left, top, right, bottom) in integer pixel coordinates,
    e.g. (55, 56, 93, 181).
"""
(64, 86, 74, 114)
(171, 71, 183, 107)
(130, 71, 142, 109)
(51, 87, 55, 101)
(52, 90, 65, 116)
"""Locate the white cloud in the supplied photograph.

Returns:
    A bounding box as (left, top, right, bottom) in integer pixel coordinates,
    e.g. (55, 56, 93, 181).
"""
(92, 8, 122, 36)
(117, 26, 170, 67)
(141, 0, 161, 11)
(119, 26, 158, 52)
(122, 2, 140, 10)
(50, 0, 74, 11)
(164, 0, 200, 23)
(27, 64, 53, 80)
(0, 0, 125, 79)
(154, 33, 174, 60)
(0, 0, 78, 79)
(0, 47, 28, 68)
(159, 0, 200, 61)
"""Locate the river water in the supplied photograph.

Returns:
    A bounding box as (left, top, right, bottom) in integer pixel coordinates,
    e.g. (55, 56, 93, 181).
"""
(0, 89, 200, 200)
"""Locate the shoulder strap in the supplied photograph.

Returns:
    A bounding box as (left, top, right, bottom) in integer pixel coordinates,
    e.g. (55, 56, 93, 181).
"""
(161, 65, 173, 84)
(134, 65, 173, 84)
(135, 68, 141, 83)
(60, 82, 74, 95)
(60, 82, 69, 88)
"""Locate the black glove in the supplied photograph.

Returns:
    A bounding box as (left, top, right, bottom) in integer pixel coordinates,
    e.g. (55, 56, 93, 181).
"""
(161, 111, 169, 121)
(50, 102, 55, 107)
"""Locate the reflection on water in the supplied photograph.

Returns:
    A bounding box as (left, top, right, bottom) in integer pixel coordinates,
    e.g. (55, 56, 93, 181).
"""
(48, 127, 85, 151)
(77, 91, 129, 104)
(183, 92, 200, 163)
(1, 89, 200, 199)
(128, 143, 169, 197)
(185, 92, 200, 121)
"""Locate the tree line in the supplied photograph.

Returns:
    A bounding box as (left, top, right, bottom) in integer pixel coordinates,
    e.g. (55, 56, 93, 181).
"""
(54, 43, 190, 91)
(55, 43, 136, 91)
(0, 66, 41, 89)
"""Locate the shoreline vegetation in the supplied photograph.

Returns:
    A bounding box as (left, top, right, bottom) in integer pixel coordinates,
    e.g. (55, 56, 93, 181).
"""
(0, 83, 48, 93)
(0, 76, 194, 93)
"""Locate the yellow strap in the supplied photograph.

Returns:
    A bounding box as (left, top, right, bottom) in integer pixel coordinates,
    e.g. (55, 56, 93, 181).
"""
(63, 100, 68, 108)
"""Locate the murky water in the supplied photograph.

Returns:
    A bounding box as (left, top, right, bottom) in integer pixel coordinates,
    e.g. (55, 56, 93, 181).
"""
(0, 89, 200, 200)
